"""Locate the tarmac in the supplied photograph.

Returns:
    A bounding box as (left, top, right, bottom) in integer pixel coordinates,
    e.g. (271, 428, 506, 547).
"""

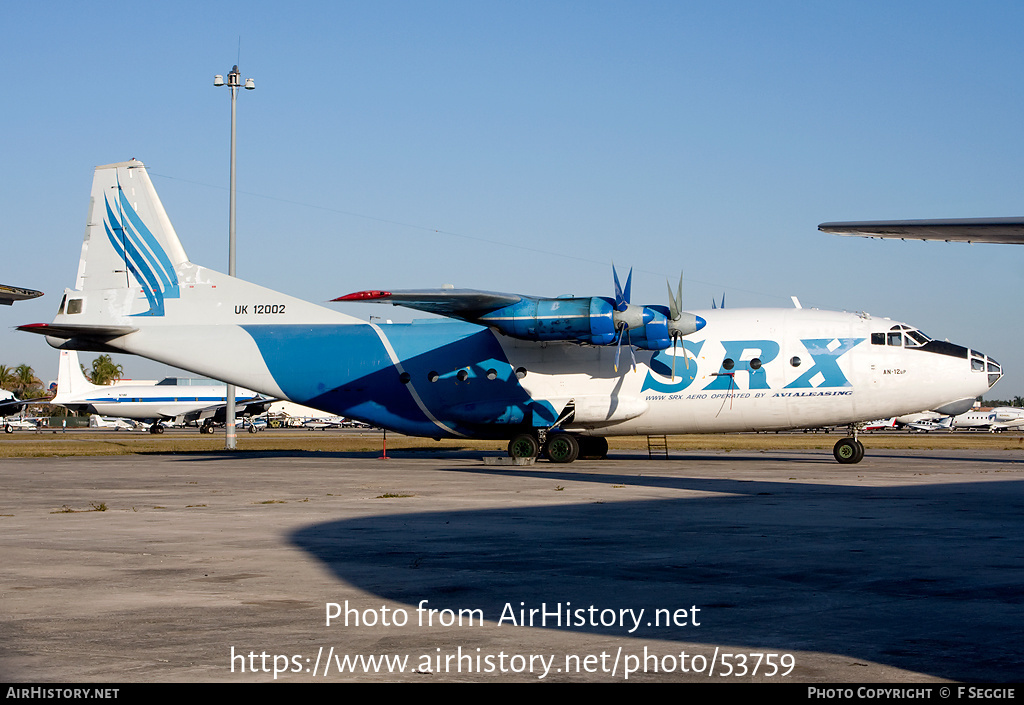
(1, 445, 1022, 683)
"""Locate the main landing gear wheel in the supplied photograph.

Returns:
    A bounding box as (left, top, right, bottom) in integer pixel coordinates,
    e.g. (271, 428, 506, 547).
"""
(833, 438, 865, 464)
(4, 424, 13, 434)
(149, 423, 164, 435)
(544, 434, 580, 464)
(508, 433, 540, 459)
(248, 424, 258, 434)
(200, 423, 215, 435)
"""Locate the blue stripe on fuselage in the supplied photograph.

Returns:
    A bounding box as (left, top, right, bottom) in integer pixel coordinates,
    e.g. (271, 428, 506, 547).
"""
(240, 321, 550, 437)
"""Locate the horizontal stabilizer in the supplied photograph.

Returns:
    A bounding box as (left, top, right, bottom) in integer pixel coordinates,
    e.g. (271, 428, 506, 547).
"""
(17, 323, 138, 340)
(819, 218, 1024, 244)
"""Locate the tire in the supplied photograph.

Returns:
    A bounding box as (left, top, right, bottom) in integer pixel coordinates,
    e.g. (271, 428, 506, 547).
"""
(4, 424, 13, 434)
(508, 433, 539, 459)
(833, 438, 863, 464)
(248, 424, 258, 434)
(544, 434, 579, 464)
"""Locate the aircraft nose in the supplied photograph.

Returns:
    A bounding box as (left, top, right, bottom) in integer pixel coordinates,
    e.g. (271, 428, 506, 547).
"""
(973, 350, 1003, 389)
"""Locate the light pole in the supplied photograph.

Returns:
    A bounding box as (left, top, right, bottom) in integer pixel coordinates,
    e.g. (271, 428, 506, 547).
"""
(214, 65, 255, 450)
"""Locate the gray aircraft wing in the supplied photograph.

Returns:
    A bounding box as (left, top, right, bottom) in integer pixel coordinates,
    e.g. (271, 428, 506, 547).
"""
(333, 289, 523, 319)
(181, 396, 276, 424)
(819, 218, 1024, 244)
(0, 397, 33, 416)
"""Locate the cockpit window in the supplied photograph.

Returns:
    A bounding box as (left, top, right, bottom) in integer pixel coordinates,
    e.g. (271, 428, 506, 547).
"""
(905, 330, 930, 347)
(880, 326, 931, 348)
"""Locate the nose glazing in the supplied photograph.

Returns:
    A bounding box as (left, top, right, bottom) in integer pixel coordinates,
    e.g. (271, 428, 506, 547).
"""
(972, 350, 1002, 389)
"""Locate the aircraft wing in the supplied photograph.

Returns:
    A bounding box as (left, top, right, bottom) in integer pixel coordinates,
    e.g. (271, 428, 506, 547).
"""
(180, 396, 276, 424)
(334, 284, 704, 352)
(334, 289, 523, 320)
(0, 284, 43, 305)
(819, 218, 1024, 244)
(0, 397, 33, 416)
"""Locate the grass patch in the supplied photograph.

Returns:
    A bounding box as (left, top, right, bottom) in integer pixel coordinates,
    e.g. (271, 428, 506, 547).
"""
(52, 502, 108, 514)
(1, 429, 1022, 459)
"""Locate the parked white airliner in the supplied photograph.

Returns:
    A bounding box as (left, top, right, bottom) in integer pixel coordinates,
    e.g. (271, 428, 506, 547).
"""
(51, 349, 273, 434)
(951, 407, 1024, 432)
(18, 160, 1003, 463)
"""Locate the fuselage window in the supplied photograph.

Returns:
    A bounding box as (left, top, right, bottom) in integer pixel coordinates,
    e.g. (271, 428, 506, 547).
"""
(722, 358, 735, 371)
(515, 367, 527, 379)
(456, 369, 469, 382)
(749, 358, 762, 370)
(790, 356, 801, 367)
(427, 371, 440, 382)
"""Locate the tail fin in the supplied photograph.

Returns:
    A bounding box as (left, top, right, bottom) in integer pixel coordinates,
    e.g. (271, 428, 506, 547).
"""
(22, 159, 353, 397)
(77, 159, 188, 316)
(52, 350, 101, 403)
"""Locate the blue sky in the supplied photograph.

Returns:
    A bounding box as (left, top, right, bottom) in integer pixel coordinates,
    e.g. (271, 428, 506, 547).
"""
(3, 1, 1023, 394)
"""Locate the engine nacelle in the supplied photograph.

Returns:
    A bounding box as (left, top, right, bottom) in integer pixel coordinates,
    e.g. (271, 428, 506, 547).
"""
(478, 298, 704, 350)
(478, 296, 617, 345)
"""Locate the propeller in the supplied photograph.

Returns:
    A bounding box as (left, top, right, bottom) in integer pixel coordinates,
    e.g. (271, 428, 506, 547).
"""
(611, 264, 645, 372)
(665, 272, 708, 381)
(614, 320, 636, 373)
(612, 263, 631, 312)
(666, 274, 688, 381)
(611, 265, 704, 376)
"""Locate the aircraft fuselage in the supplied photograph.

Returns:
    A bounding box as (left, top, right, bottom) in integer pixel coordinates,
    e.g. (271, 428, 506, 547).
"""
(65, 305, 993, 441)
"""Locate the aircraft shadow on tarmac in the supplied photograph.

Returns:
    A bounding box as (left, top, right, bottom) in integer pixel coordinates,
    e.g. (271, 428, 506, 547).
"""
(290, 471, 1024, 682)
(162, 446, 1024, 467)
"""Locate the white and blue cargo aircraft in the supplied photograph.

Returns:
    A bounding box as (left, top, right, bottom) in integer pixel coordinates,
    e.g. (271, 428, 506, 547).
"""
(18, 160, 1003, 463)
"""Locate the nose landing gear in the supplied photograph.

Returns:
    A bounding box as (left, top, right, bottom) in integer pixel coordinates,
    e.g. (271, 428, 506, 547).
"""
(833, 426, 865, 464)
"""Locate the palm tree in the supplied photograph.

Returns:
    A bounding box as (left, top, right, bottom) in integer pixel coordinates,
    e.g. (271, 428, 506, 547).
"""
(13, 364, 40, 396)
(0, 365, 14, 392)
(87, 355, 124, 386)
